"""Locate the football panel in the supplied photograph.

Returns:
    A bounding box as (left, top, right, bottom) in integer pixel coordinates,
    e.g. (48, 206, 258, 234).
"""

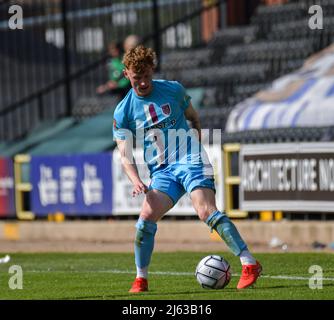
(205, 257, 230, 272)
(196, 272, 217, 288)
(211, 255, 223, 261)
(198, 264, 225, 280)
(214, 272, 230, 289)
(196, 255, 212, 272)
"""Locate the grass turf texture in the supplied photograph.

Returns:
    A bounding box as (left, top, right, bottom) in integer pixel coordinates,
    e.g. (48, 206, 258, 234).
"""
(0, 252, 333, 300)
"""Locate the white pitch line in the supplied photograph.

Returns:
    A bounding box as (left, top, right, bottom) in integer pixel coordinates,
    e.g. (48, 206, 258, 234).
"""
(260, 274, 334, 281)
(27, 269, 334, 281)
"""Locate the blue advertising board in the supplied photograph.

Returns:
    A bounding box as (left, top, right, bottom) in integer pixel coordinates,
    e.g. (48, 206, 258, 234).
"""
(30, 153, 113, 216)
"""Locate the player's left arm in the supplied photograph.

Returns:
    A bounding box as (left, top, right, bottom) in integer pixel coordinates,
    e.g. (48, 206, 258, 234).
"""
(184, 102, 201, 142)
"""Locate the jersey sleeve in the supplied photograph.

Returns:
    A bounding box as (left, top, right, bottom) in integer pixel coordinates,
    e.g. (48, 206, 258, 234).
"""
(113, 107, 131, 141)
(176, 81, 191, 111)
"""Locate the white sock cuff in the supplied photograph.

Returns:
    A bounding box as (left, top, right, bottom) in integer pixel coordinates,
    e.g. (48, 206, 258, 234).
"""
(136, 266, 148, 279)
(240, 250, 256, 265)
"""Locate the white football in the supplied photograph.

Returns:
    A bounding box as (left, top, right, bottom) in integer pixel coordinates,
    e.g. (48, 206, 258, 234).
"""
(195, 255, 231, 289)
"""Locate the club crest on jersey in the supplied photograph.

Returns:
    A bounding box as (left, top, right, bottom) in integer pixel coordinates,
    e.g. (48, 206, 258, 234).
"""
(161, 103, 171, 116)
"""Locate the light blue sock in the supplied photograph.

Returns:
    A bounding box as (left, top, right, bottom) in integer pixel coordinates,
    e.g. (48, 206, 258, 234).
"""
(134, 218, 157, 269)
(205, 210, 248, 256)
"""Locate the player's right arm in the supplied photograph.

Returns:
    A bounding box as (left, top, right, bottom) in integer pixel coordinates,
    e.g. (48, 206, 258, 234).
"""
(115, 139, 148, 197)
(113, 103, 148, 197)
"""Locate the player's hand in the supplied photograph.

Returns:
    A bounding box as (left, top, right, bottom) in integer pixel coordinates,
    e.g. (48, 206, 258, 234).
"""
(96, 85, 106, 94)
(132, 181, 148, 197)
(107, 81, 118, 89)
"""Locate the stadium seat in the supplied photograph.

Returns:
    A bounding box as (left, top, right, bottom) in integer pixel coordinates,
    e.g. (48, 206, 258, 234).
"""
(277, 59, 304, 76)
(269, 19, 312, 41)
(160, 48, 215, 71)
(208, 26, 259, 49)
(320, 126, 334, 141)
(201, 87, 219, 108)
(251, 2, 307, 36)
(223, 39, 315, 64)
(233, 83, 269, 101)
(72, 95, 122, 120)
(179, 63, 270, 88)
(197, 107, 233, 132)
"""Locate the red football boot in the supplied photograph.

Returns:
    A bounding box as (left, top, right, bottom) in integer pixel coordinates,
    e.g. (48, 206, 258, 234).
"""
(129, 277, 148, 293)
(237, 261, 262, 289)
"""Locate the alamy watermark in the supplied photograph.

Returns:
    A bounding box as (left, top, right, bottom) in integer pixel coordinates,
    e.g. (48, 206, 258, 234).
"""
(309, 265, 323, 290)
(5, 4, 324, 31)
(0, 265, 23, 290)
(116, 125, 222, 168)
(8, 265, 23, 290)
(8, 5, 23, 30)
(309, 5, 323, 30)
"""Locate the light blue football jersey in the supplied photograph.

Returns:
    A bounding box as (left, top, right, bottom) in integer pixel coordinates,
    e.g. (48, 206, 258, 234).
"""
(113, 80, 204, 173)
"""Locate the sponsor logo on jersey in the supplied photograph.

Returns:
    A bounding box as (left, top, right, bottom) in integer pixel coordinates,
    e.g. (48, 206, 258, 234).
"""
(161, 103, 171, 116)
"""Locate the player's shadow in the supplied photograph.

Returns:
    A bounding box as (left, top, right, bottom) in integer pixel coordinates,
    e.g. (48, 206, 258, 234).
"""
(59, 283, 334, 300)
(61, 289, 236, 300)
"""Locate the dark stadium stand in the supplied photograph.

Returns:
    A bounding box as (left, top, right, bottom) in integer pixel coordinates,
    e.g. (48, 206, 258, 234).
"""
(2, 0, 334, 153)
(72, 95, 122, 121)
(160, 48, 216, 71)
(198, 107, 233, 131)
(250, 1, 307, 36)
(208, 25, 259, 48)
(157, 0, 334, 139)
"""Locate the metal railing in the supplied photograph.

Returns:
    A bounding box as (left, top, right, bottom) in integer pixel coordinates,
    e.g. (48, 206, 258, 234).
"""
(0, 0, 224, 141)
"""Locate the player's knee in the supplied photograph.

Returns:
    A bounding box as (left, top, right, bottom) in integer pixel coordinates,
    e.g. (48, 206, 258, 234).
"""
(139, 211, 156, 222)
(140, 200, 155, 221)
(196, 205, 213, 222)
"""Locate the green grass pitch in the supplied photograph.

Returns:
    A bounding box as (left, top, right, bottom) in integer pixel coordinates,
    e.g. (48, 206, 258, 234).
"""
(0, 252, 333, 300)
